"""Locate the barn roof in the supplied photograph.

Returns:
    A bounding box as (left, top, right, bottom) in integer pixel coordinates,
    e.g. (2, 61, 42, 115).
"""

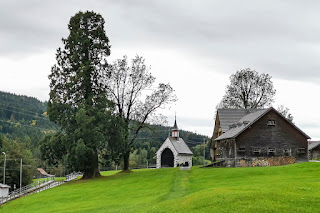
(308, 141, 320, 151)
(217, 108, 262, 133)
(168, 136, 193, 155)
(215, 107, 311, 141)
(37, 168, 54, 177)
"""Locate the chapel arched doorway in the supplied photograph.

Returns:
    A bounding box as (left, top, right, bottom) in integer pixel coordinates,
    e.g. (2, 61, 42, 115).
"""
(161, 148, 174, 167)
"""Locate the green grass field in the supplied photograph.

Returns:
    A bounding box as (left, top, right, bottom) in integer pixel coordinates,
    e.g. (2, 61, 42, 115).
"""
(1, 163, 319, 213)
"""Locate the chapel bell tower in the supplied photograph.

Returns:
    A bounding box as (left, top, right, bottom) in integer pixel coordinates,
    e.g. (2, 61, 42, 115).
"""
(172, 116, 179, 138)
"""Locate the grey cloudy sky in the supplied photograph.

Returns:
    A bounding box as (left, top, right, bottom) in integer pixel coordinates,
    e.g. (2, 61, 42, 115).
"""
(0, 0, 319, 139)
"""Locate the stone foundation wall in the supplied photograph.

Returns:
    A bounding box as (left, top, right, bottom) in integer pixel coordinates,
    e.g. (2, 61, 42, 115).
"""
(255, 156, 295, 166)
(223, 156, 296, 167)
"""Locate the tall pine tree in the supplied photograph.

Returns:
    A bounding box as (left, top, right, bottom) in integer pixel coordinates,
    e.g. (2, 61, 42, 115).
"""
(47, 11, 123, 179)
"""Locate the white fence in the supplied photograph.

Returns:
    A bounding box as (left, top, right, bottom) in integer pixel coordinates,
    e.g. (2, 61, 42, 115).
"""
(0, 172, 82, 205)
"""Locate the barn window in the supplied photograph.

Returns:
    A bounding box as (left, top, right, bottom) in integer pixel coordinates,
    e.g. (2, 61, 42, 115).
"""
(238, 147, 246, 152)
(253, 148, 261, 153)
(268, 148, 276, 156)
(252, 148, 261, 156)
(268, 120, 276, 126)
(284, 148, 291, 156)
(297, 148, 306, 154)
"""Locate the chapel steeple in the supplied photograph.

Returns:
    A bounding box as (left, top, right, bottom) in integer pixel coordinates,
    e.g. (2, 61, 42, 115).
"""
(171, 115, 179, 138)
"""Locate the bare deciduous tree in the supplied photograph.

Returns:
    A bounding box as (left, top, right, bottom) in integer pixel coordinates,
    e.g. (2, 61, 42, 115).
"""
(277, 105, 294, 122)
(106, 55, 176, 170)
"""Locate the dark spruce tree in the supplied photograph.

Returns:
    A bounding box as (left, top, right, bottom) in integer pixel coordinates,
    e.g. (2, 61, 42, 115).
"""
(46, 11, 122, 179)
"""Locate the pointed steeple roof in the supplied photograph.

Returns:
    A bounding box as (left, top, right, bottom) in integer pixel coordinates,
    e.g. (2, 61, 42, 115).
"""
(172, 114, 179, 130)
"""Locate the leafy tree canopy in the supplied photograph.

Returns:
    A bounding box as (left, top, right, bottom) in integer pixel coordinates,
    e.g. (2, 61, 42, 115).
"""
(0, 136, 34, 188)
(219, 68, 276, 109)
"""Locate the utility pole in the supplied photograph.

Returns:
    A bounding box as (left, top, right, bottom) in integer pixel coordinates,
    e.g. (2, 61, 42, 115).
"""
(20, 158, 22, 193)
(203, 139, 206, 166)
(2, 152, 6, 184)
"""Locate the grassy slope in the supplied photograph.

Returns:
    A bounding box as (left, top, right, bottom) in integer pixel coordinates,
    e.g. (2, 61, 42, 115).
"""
(1, 163, 319, 213)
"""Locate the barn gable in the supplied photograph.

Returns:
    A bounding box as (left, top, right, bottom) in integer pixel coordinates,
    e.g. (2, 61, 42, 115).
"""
(212, 108, 263, 140)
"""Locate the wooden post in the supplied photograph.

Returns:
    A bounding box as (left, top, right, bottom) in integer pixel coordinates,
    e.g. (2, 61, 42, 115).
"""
(203, 138, 206, 165)
(234, 139, 237, 167)
(20, 159, 22, 194)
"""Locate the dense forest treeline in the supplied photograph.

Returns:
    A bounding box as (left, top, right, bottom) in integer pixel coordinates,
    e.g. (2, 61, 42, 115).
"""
(0, 91, 210, 187)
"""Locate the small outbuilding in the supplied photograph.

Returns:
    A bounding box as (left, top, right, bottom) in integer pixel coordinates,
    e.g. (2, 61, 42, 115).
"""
(156, 118, 193, 168)
(0, 183, 10, 197)
(308, 141, 320, 160)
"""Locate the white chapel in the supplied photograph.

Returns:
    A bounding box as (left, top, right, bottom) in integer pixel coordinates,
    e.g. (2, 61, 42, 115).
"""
(156, 118, 193, 168)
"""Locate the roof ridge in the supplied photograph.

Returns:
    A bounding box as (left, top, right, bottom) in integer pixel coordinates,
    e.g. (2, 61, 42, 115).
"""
(215, 107, 310, 141)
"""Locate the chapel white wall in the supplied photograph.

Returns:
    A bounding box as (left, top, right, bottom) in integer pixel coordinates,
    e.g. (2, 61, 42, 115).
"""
(156, 138, 193, 168)
(175, 155, 192, 167)
(156, 138, 178, 168)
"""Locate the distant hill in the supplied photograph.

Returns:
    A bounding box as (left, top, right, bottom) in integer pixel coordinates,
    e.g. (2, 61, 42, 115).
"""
(0, 91, 208, 149)
(0, 91, 209, 169)
(0, 91, 58, 149)
(133, 124, 208, 149)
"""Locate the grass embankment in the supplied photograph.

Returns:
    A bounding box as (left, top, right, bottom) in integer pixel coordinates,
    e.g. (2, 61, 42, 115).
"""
(1, 163, 319, 212)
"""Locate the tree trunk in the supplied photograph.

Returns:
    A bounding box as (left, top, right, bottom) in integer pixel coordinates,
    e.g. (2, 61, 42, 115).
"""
(122, 126, 130, 171)
(81, 152, 101, 179)
(123, 151, 130, 171)
(82, 167, 100, 179)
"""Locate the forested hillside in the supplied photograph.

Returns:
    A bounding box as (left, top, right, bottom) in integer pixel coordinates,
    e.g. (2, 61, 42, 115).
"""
(0, 91, 210, 183)
(0, 91, 59, 188)
(0, 91, 58, 153)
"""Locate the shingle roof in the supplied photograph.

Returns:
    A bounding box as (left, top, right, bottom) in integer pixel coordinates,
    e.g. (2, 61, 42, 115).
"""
(168, 136, 193, 155)
(308, 141, 320, 150)
(215, 107, 310, 141)
(215, 109, 268, 140)
(37, 168, 54, 177)
(217, 108, 262, 132)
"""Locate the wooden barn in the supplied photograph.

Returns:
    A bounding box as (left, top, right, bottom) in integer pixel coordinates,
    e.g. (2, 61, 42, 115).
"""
(210, 107, 310, 167)
(156, 118, 193, 168)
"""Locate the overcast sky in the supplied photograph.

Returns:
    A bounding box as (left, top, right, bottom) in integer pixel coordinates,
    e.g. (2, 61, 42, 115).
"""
(0, 0, 319, 140)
